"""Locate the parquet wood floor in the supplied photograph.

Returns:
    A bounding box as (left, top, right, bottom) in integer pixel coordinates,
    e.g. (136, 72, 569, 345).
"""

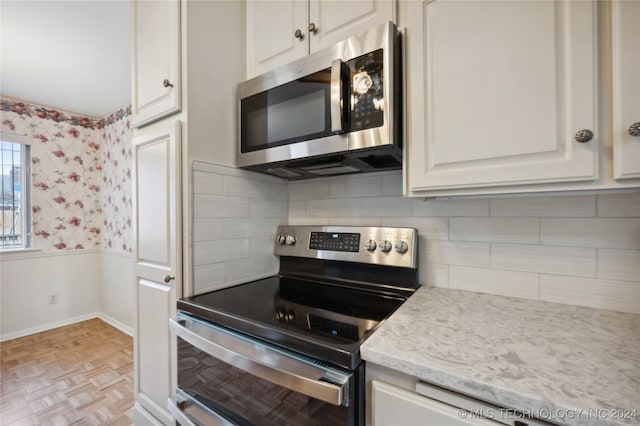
(0, 319, 134, 425)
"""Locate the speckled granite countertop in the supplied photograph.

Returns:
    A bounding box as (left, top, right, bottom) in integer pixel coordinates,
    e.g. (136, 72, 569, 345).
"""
(361, 287, 640, 426)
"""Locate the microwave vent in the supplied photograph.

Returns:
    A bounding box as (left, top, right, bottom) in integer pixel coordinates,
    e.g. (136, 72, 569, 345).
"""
(264, 168, 303, 179)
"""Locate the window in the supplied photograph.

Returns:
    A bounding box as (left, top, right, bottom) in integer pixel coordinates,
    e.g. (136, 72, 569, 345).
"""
(1, 136, 31, 249)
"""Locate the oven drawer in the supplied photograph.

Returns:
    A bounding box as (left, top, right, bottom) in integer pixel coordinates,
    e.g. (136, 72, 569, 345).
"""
(170, 313, 361, 425)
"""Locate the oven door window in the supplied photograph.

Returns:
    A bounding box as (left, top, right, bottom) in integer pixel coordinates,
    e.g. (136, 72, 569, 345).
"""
(241, 69, 333, 153)
(171, 315, 360, 425)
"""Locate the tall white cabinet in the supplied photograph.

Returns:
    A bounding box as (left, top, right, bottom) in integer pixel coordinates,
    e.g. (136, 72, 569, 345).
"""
(246, 0, 396, 78)
(132, 121, 182, 425)
(131, 0, 244, 424)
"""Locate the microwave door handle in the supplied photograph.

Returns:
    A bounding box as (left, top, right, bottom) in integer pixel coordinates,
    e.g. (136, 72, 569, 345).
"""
(331, 59, 346, 134)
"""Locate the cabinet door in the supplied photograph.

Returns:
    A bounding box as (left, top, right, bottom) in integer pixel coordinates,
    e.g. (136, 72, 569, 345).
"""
(133, 121, 182, 424)
(132, 0, 181, 128)
(612, 0, 640, 179)
(246, 0, 307, 79)
(407, 0, 597, 192)
(372, 381, 500, 426)
(309, 0, 395, 52)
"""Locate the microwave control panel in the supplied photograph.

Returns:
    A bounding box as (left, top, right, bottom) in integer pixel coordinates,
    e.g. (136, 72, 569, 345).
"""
(348, 49, 384, 132)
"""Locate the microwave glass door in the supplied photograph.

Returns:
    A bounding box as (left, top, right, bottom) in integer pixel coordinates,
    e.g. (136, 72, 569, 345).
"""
(241, 69, 333, 153)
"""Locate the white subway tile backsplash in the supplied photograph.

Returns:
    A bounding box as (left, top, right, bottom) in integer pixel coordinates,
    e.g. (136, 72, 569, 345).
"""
(329, 174, 382, 198)
(250, 199, 288, 218)
(191, 166, 640, 314)
(420, 263, 449, 288)
(381, 217, 448, 241)
(490, 195, 595, 217)
(192, 164, 287, 295)
(597, 193, 640, 217)
(193, 263, 225, 293)
(540, 275, 640, 314)
(305, 199, 353, 217)
(270, 183, 289, 201)
(353, 196, 411, 217)
(450, 218, 539, 244)
(194, 239, 249, 266)
(194, 194, 249, 218)
(424, 240, 490, 267)
(288, 217, 330, 225)
(597, 249, 640, 282)
(288, 201, 306, 218)
(224, 218, 273, 239)
(329, 217, 382, 226)
(193, 171, 224, 195)
(289, 180, 330, 201)
(224, 176, 270, 199)
(412, 198, 489, 217)
(193, 218, 224, 242)
(382, 172, 403, 195)
(491, 244, 596, 277)
(250, 236, 275, 257)
(449, 266, 539, 300)
(224, 254, 279, 283)
(540, 218, 640, 249)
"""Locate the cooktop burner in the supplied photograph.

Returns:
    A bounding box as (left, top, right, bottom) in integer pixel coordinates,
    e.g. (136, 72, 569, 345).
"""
(178, 225, 419, 369)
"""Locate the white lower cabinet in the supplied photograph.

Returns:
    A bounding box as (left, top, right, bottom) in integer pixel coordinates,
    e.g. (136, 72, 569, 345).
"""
(372, 380, 501, 426)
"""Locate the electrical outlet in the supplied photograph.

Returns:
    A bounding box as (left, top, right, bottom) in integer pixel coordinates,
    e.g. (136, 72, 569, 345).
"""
(48, 294, 58, 304)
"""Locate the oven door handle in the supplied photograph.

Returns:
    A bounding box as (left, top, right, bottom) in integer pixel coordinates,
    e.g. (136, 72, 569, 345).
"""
(168, 389, 235, 426)
(169, 316, 351, 406)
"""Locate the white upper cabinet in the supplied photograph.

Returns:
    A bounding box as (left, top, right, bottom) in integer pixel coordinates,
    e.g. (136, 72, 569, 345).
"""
(406, 0, 598, 192)
(132, 0, 181, 128)
(246, 0, 396, 79)
(612, 0, 640, 179)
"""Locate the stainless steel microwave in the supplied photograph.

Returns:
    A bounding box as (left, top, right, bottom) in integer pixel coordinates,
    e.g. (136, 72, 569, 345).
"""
(237, 22, 401, 180)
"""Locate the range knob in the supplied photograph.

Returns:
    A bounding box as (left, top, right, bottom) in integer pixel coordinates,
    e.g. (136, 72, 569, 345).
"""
(379, 240, 392, 253)
(364, 239, 377, 251)
(277, 234, 287, 245)
(276, 308, 286, 321)
(286, 311, 295, 321)
(285, 235, 296, 246)
(394, 240, 409, 254)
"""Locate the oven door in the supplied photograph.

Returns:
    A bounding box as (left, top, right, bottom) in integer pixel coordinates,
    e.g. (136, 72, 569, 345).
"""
(168, 313, 361, 426)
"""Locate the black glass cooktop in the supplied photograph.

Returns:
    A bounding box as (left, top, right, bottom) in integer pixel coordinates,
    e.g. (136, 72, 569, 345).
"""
(177, 276, 407, 369)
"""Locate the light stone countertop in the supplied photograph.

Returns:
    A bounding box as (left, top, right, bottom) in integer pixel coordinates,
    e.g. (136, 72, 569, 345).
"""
(360, 287, 640, 426)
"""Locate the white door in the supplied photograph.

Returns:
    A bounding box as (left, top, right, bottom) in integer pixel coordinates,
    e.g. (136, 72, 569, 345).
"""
(309, 0, 396, 52)
(132, 0, 181, 128)
(132, 121, 182, 424)
(612, 0, 640, 179)
(407, 0, 598, 192)
(246, 0, 308, 78)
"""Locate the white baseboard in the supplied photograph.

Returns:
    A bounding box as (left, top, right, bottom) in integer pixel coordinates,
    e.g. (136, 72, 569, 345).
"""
(98, 312, 134, 337)
(0, 311, 134, 342)
(0, 312, 100, 342)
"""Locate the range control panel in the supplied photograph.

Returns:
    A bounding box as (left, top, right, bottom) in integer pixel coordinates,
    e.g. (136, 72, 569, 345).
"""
(275, 225, 417, 269)
(309, 232, 360, 252)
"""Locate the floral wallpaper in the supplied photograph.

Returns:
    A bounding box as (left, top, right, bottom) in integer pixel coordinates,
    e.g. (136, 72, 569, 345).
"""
(0, 97, 132, 253)
(100, 109, 133, 253)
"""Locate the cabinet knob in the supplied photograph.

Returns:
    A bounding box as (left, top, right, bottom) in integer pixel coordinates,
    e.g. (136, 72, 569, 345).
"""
(294, 29, 304, 40)
(308, 22, 318, 34)
(574, 129, 594, 143)
(164, 274, 175, 283)
(163, 79, 174, 88)
(629, 122, 640, 137)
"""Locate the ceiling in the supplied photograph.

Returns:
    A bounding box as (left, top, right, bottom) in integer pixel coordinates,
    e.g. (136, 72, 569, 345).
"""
(1, 0, 132, 118)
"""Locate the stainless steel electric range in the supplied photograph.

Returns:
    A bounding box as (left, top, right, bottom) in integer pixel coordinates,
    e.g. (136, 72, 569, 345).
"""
(169, 225, 419, 426)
